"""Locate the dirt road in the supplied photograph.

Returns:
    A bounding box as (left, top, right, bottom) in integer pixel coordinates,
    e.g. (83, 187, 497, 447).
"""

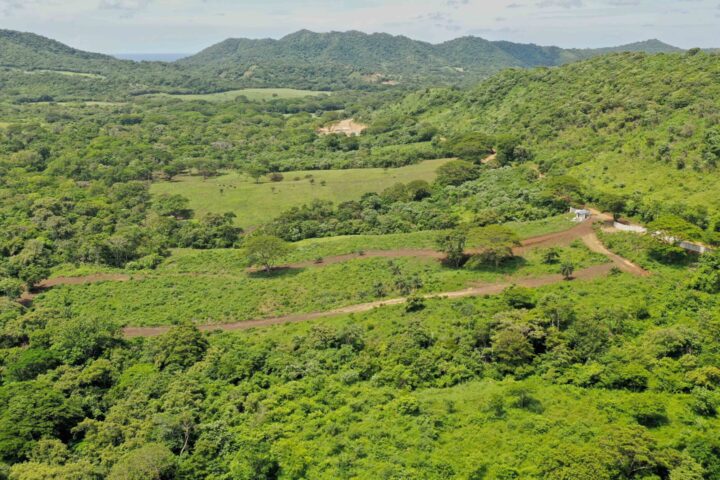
(124, 228, 647, 338)
(19, 273, 132, 305)
(123, 263, 621, 338)
(13, 215, 648, 337)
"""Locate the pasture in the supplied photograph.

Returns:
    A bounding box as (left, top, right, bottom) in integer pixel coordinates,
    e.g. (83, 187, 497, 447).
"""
(150, 88, 328, 102)
(150, 159, 451, 227)
(35, 242, 607, 327)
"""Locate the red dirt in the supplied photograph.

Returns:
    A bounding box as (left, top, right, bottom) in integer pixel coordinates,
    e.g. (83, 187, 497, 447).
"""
(123, 263, 620, 338)
(13, 215, 649, 337)
(19, 273, 133, 305)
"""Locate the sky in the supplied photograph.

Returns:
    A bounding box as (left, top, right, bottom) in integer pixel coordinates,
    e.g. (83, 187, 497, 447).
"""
(0, 0, 718, 54)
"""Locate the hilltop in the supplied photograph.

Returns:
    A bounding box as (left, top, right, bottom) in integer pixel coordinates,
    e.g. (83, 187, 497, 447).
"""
(180, 30, 681, 88)
(365, 49, 720, 227)
(0, 28, 684, 100)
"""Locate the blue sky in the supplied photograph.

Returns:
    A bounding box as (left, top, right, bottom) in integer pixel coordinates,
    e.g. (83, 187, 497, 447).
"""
(0, 0, 718, 53)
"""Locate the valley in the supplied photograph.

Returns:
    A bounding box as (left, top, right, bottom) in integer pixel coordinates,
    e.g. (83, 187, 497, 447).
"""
(0, 25, 719, 480)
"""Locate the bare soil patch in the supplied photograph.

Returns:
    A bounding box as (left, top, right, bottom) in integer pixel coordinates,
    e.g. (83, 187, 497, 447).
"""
(318, 119, 367, 136)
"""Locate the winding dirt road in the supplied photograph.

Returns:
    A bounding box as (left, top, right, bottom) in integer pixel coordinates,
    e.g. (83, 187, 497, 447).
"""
(123, 262, 621, 338)
(124, 221, 648, 338)
(16, 215, 648, 338)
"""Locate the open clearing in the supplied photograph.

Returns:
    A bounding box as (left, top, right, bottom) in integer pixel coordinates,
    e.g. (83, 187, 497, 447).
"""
(150, 159, 451, 227)
(23, 69, 105, 79)
(318, 118, 368, 136)
(121, 226, 646, 337)
(150, 88, 328, 102)
(25, 214, 647, 335)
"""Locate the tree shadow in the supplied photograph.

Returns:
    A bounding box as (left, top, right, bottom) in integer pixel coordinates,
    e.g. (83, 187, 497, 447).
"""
(462, 255, 528, 275)
(247, 266, 306, 279)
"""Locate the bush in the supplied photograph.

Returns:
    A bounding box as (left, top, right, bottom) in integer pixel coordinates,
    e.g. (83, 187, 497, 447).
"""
(503, 286, 536, 309)
(0, 278, 25, 299)
(405, 295, 426, 313)
(435, 160, 480, 187)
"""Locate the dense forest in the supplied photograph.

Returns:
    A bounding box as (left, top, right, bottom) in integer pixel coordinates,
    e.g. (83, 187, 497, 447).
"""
(0, 29, 682, 101)
(0, 27, 720, 480)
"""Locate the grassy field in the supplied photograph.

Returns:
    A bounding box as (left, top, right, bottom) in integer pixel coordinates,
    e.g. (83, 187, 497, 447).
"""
(48, 214, 576, 278)
(24, 69, 105, 79)
(37, 242, 606, 327)
(150, 159, 451, 228)
(150, 88, 328, 102)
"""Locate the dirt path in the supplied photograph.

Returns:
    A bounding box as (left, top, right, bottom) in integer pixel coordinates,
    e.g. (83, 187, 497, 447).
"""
(124, 225, 649, 337)
(19, 273, 133, 305)
(248, 221, 596, 273)
(581, 233, 649, 277)
(123, 263, 620, 338)
(16, 215, 649, 337)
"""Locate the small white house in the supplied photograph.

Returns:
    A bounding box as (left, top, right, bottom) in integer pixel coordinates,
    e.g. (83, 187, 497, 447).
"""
(570, 208, 591, 222)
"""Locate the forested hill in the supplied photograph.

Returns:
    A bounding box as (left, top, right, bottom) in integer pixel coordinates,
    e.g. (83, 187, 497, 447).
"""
(0, 28, 682, 97)
(0, 30, 128, 73)
(180, 30, 681, 87)
(368, 50, 720, 226)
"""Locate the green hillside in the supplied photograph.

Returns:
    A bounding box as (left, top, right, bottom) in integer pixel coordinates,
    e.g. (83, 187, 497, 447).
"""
(181, 30, 682, 88)
(2, 28, 720, 479)
(0, 29, 684, 101)
(366, 50, 720, 237)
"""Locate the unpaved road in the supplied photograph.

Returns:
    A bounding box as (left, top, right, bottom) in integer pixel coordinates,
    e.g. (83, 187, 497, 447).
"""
(249, 220, 596, 272)
(123, 263, 621, 338)
(124, 224, 648, 338)
(14, 216, 648, 337)
(19, 273, 132, 305)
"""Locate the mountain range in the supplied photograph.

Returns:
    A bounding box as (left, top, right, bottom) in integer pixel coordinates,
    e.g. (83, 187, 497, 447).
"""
(181, 30, 682, 86)
(0, 28, 687, 95)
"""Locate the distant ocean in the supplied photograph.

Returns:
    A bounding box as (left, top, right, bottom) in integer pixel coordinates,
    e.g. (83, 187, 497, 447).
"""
(113, 53, 191, 62)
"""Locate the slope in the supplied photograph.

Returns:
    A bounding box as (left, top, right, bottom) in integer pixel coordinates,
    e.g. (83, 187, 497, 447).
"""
(365, 50, 720, 235)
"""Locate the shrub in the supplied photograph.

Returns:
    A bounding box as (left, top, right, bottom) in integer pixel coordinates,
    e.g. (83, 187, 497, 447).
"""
(405, 295, 426, 313)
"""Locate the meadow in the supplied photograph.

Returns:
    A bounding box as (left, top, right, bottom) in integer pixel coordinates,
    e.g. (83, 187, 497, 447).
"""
(48, 214, 576, 278)
(36, 242, 607, 327)
(150, 159, 451, 227)
(149, 88, 328, 102)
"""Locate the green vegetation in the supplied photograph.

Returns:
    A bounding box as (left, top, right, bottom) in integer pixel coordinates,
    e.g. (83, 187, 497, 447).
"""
(33, 241, 606, 327)
(368, 50, 720, 244)
(149, 88, 327, 102)
(1, 27, 719, 479)
(150, 160, 449, 227)
(0, 28, 682, 102)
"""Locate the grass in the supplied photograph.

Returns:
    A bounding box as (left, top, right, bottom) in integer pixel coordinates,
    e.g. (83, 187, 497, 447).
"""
(149, 88, 328, 102)
(571, 152, 720, 213)
(24, 69, 105, 79)
(150, 160, 451, 228)
(36, 242, 606, 327)
(48, 214, 577, 278)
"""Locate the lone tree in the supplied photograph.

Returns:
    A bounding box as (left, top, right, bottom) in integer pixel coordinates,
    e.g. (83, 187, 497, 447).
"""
(598, 192, 627, 221)
(436, 228, 467, 268)
(246, 163, 269, 184)
(561, 261, 576, 280)
(542, 248, 561, 265)
(435, 160, 480, 187)
(468, 225, 520, 268)
(245, 234, 292, 273)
